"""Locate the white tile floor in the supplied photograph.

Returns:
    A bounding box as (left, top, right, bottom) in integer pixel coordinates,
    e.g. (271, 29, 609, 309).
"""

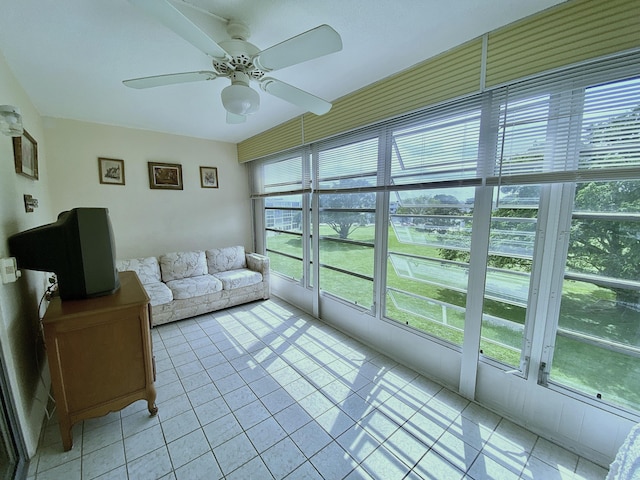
(28, 298, 610, 480)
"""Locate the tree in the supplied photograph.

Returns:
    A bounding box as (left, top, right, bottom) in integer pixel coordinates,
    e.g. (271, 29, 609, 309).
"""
(320, 179, 376, 239)
(438, 190, 537, 272)
(567, 104, 640, 309)
(396, 193, 464, 227)
(441, 100, 640, 309)
(568, 180, 640, 308)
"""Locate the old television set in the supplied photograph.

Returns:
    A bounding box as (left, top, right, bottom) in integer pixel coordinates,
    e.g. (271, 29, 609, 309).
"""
(8, 207, 120, 300)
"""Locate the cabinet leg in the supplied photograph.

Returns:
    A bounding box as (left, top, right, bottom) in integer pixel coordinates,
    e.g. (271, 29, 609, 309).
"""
(59, 419, 73, 452)
(146, 382, 157, 416)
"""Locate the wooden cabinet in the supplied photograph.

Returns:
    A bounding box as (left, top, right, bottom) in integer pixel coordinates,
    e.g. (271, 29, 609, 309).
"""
(43, 271, 157, 451)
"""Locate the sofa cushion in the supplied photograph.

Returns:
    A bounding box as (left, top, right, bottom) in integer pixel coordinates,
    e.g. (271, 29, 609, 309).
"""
(206, 246, 246, 273)
(213, 269, 263, 290)
(165, 274, 222, 300)
(144, 282, 174, 306)
(116, 257, 161, 285)
(160, 251, 207, 282)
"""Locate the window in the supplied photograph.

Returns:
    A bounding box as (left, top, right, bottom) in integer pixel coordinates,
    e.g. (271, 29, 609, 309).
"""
(386, 188, 475, 345)
(479, 186, 539, 367)
(384, 105, 481, 345)
(250, 54, 640, 414)
(550, 180, 640, 410)
(540, 75, 640, 411)
(265, 195, 304, 280)
(254, 154, 309, 282)
(315, 137, 378, 307)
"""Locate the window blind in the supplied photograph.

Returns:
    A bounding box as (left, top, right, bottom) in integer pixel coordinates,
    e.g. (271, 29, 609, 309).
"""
(578, 77, 640, 171)
(390, 106, 482, 186)
(315, 134, 380, 191)
(492, 52, 640, 185)
(251, 52, 640, 199)
(251, 151, 309, 197)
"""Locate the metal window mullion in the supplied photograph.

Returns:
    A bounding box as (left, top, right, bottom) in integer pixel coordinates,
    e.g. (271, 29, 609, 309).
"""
(265, 228, 303, 237)
(253, 197, 265, 254)
(459, 185, 493, 400)
(301, 147, 311, 290)
(513, 188, 546, 380)
(319, 237, 374, 249)
(535, 87, 585, 386)
(318, 264, 374, 282)
(311, 145, 321, 318)
(265, 249, 303, 262)
(264, 206, 303, 212)
(459, 91, 500, 399)
(375, 126, 392, 319)
(534, 182, 576, 387)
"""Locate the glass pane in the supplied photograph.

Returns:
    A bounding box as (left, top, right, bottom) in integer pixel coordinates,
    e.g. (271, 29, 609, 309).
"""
(320, 267, 373, 308)
(385, 187, 475, 346)
(480, 186, 538, 367)
(390, 217, 472, 251)
(386, 289, 465, 345)
(317, 191, 376, 307)
(389, 255, 468, 292)
(265, 195, 303, 280)
(266, 195, 303, 232)
(266, 231, 302, 260)
(391, 110, 481, 184)
(552, 335, 639, 411)
(320, 238, 374, 278)
(551, 180, 640, 410)
(317, 137, 378, 189)
(262, 156, 305, 193)
(267, 250, 303, 281)
(265, 194, 302, 209)
(578, 77, 640, 171)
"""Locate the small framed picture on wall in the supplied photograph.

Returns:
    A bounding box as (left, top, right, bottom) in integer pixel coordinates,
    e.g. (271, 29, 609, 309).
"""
(148, 161, 183, 190)
(200, 166, 219, 188)
(13, 129, 38, 180)
(98, 157, 125, 185)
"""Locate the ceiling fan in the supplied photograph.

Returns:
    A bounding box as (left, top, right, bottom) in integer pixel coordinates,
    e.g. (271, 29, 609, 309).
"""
(124, 0, 343, 124)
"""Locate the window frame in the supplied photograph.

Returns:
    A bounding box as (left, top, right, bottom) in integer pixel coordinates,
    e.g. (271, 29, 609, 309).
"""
(249, 52, 640, 416)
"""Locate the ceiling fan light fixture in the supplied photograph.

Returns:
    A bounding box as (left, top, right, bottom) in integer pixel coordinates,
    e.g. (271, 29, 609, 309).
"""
(221, 80, 260, 115)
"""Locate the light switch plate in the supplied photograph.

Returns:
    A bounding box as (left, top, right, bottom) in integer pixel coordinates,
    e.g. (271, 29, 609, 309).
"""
(0, 257, 22, 283)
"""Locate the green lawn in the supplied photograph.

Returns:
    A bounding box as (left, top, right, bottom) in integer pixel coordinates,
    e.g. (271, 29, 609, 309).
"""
(266, 225, 640, 410)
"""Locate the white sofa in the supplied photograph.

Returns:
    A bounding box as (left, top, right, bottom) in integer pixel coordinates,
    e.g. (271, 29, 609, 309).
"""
(116, 246, 269, 326)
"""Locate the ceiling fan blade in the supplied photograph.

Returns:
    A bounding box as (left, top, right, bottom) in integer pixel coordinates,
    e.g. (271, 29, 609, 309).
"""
(254, 25, 342, 72)
(226, 112, 247, 124)
(128, 0, 229, 59)
(261, 78, 332, 115)
(123, 71, 218, 89)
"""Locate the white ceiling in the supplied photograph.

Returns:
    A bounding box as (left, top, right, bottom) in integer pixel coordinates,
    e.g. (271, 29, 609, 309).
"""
(0, 0, 565, 144)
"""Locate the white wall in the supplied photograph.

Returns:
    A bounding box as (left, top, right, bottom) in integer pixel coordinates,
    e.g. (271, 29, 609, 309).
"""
(0, 51, 54, 457)
(43, 118, 251, 259)
(1, 50, 253, 460)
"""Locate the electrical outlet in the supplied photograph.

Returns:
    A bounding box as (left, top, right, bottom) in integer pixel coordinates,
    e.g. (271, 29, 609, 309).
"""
(0, 257, 22, 283)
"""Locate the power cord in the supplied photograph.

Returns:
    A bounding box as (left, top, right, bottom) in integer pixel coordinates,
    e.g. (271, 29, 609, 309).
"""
(37, 274, 58, 421)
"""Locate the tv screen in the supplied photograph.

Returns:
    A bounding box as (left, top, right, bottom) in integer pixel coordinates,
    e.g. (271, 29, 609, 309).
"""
(8, 207, 120, 301)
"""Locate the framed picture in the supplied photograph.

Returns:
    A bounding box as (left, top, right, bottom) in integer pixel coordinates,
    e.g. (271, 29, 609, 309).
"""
(13, 129, 38, 180)
(148, 161, 183, 190)
(200, 166, 219, 188)
(98, 157, 125, 185)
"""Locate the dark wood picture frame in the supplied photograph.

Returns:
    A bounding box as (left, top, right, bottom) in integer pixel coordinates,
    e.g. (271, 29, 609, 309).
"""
(200, 166, 219, 188)
(13, 129, 38, 180)
(148, 161, 183, 190)
(98, 157, 125, 185)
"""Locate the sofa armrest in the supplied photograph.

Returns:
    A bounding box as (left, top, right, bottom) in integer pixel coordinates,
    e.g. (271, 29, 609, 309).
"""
(246, 253, 270, 276)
